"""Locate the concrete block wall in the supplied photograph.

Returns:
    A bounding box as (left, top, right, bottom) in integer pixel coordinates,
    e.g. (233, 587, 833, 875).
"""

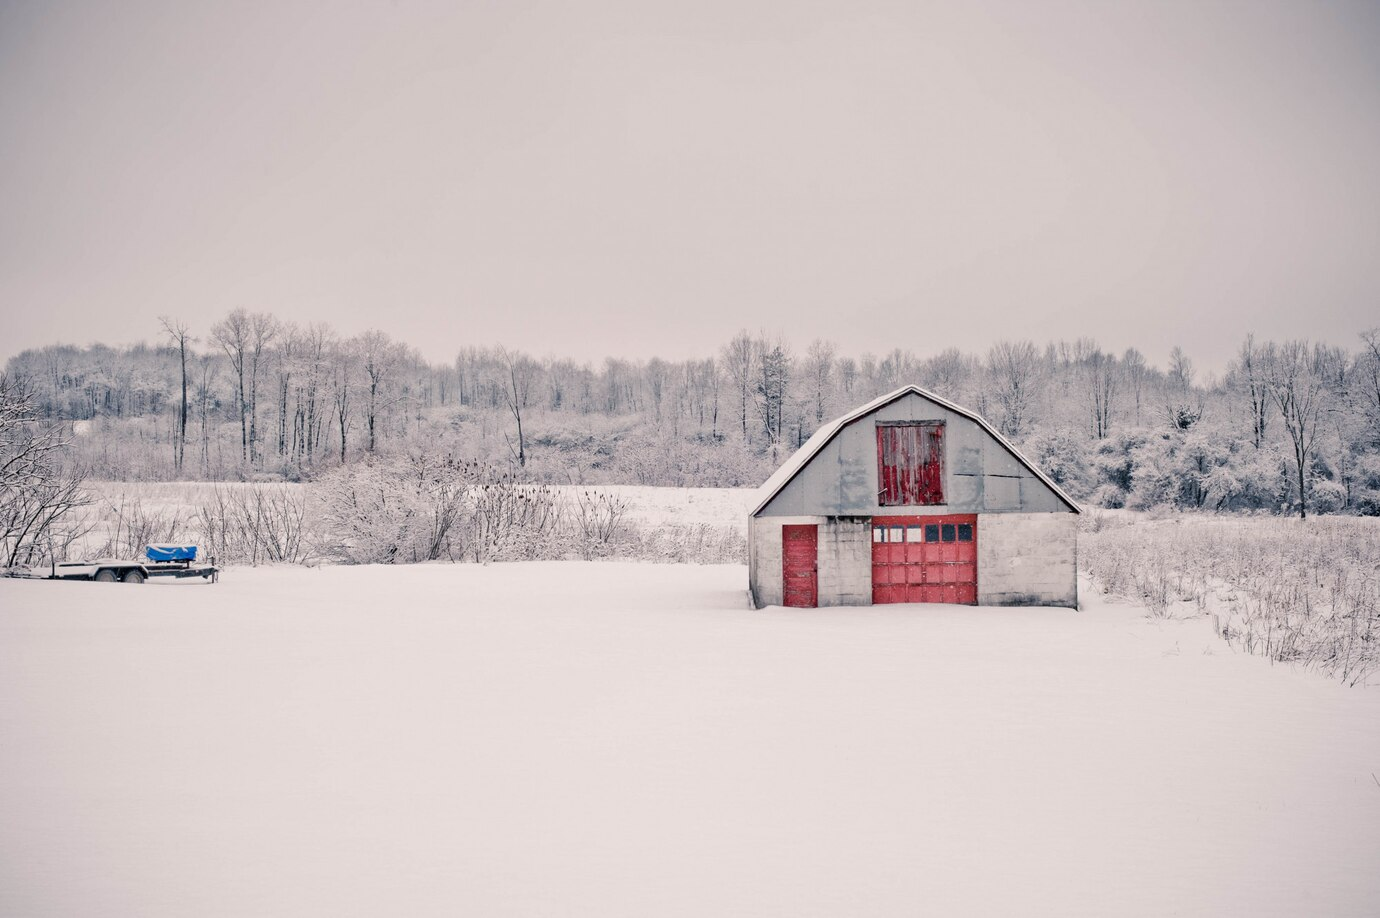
(748, 515, 796, 608)
(977, 512, 1078, 607)
(749, 516, 872, 608)
(752, 512, 1078, 609)
(816, 518, 872, 607)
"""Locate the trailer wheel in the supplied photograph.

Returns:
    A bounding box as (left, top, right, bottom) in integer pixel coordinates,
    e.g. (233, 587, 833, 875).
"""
(121, 570, 145, 585)
(93, 569, 118, 583)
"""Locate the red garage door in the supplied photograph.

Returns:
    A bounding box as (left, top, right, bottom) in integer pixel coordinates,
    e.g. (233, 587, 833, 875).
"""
(782, 524, 818, 608)
(872, 515, 977, 605)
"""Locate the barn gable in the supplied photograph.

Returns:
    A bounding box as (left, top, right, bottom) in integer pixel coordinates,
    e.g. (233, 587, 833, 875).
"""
(752, 385, 1080, 518)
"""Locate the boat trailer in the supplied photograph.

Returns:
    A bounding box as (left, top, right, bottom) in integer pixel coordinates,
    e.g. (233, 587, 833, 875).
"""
(11, 545, 219, 584)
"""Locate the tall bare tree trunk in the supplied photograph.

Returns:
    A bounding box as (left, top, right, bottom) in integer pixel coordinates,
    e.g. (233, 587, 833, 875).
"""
(160, 317, 192, 473)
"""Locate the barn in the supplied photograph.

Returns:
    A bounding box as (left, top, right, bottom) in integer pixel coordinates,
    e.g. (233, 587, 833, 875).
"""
(749, 385, 1080, 609)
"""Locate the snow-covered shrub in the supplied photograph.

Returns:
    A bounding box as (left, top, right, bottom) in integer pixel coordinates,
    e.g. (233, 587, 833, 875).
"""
(1199, 452, 1286, 512)
(618, 521, 747, 564)
(1088, 484, 1126, 509)
(570, 489, 629, 559)
(1357, 489, 1380, 517)
(608, 428, 773, 488)
(1125, 434, 1180, 510)
(1223, 448, 1288, 511)
(0, 374, 93, 567)
(1308, 480, 1348, 515)
(468, 475, 561, 562)
(1089, 430, 1146, 494)
(194, 484, 309, 565)
(1020, 428, 1090, 496)
(1354, 455, 1380, 515)
(1082, 513, 1379, 685)
(312, 455, 565, 564)
(313, 456, 473, 564)
(1120, 431, 1281, 512)
(93, 496, 187, 560)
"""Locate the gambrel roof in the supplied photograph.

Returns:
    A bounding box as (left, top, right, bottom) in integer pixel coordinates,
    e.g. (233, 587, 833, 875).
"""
(751, 385, 1081, 517)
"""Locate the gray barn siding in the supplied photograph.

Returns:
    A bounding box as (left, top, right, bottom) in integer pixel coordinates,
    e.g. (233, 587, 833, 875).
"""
(758, 392, 1069, 518)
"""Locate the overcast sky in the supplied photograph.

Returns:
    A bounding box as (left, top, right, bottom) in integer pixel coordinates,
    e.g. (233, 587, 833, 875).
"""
(2, 0, 1377, 374)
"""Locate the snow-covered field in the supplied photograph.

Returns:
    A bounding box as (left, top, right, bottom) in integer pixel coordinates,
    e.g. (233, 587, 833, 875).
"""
(574, 483, 755, 532)
(2, 564, 1378, 917)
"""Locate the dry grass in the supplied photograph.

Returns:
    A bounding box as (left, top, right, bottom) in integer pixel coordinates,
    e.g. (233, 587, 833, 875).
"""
(1082, 511, 1379, 685)
(71, 481, 747, 567)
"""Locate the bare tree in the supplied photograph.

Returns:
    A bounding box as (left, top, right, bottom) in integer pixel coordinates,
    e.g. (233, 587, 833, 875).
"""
(685, 357, 720, 435)
(804, 339, 836, 424)
(1266, 340, 1326, 519)
(329, 337, 357, 463)
(1164, 345, 1203, 430)
(1085, 346, 1118, 439)
(1231, 334, 1270, 448)
(1168, 345, 1194, 391)
(246, 313, 280, 465)
(1122, 347, 1147, 426)
(0, 374, 91, 566)
(272, 321, 302, 460)
(495, 346, 537, 467)
(159, 316, 193, 472)
(721, 330, 756, 441)
(646, 357, 668, 424)
(987, 340, 1040, 438)
(834, 356, 856, 400)
(922, 348, 972, 401)
(754, 334, 791, 452)
(358, 330, 404, 454)
(211, 310, 251, 464)
(194, 353, 219, 476)
(296, 323, 334, 464)
(1359, 328, 1380, 437)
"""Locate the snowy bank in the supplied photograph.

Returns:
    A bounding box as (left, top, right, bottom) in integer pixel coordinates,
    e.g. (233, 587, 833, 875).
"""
(2, 564, 1378, 917)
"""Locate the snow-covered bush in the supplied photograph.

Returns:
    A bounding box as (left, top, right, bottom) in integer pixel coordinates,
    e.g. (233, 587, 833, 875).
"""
(313, 456, 471, 564)
(0, 374, 92, 567)
(1085, 484, 1124, 509)
(194, 484, 309, 565)
(1308, 480, 1348, 515)
(1115, 431, 1284, 513)
(571, 490, 629, 559)
(1082, 513, 1379, 685)
(468, 475, 561, 563)
(1357, 489, 1380, 517)
(93, 496, 186, 560)
(1020, 428, 1090, 495)
(619, 522, 747, 564)
(311, 455, 565, 564)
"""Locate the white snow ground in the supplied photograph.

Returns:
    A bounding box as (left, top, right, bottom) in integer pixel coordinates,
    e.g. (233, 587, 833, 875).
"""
(1, 564, 1378, 917)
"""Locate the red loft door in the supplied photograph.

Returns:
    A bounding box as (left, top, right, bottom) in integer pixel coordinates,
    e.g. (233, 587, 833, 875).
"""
(782, 524, 818, 608)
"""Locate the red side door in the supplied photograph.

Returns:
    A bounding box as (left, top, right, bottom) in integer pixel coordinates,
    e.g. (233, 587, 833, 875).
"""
(782, 524, 818, 608)
(871, 515, 977, 605)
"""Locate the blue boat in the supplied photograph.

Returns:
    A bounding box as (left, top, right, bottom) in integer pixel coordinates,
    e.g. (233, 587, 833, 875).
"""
(146, 544, 198, 563)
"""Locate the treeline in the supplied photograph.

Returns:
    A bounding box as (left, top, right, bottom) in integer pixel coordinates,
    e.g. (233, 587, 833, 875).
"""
(6, 312, 1380, 515)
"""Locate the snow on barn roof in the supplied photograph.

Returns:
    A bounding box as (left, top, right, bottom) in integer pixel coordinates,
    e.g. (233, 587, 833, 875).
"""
(751, 385, 1082, 517)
